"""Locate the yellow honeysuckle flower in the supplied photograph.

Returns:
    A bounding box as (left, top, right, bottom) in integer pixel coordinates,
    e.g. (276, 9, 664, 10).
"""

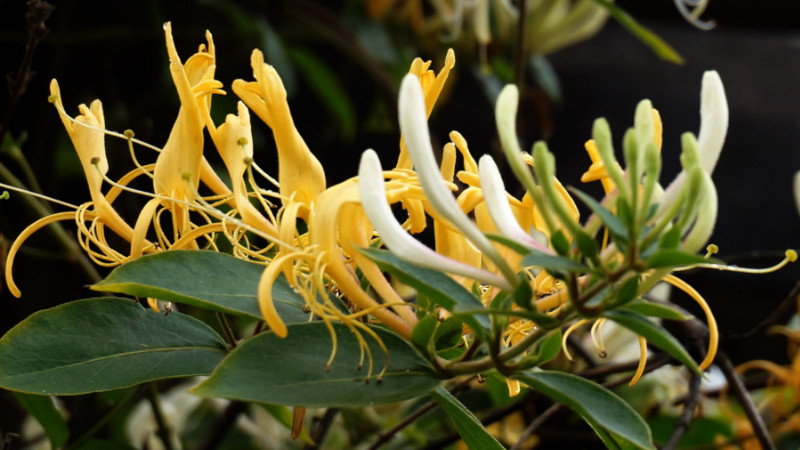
(232, 49, 325, 212)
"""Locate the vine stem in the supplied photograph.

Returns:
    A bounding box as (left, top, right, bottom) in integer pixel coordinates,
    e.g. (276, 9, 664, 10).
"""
(146, 383, 175, 450)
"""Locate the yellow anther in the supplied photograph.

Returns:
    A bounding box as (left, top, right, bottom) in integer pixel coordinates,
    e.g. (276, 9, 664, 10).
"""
(124, 129, 135, 139)
(182, 172, 192, 181)
(47, 94, 57, 103)
(785, 249, 797, 262)
(90, 156, 101, 165)
(705, 244, 718, 257)
(237, 137, 248, 146)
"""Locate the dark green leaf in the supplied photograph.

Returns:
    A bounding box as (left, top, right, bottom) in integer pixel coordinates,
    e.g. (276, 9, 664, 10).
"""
(603, 310, 701, 375)
(13, 392, 69, 448)
(435, 316, 465, 349)
(615, 277, 640, 306)
(192, 322, 439, 407)
(0, 298, 227, 395)
(514, 370, 654, 449)
(570, 187, 628, 244)
(575, 231, 600, 261)
(519, 329, 563, 369)
(622, 300, 687, 321)
(430, 387, 505, 450)
(590, 0, 684, 64)
(359, 248, 490, 339)
(645, 249, 719, 269)
(550, 230, 571, 255)
(411, 315, 439, 354)
(93, 250, 319, 324)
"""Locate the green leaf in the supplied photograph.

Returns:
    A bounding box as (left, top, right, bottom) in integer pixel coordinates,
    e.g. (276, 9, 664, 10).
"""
(645, 249, 719, 269)
(603, 309, 701, 376)
(430, 387, 505, 450)
(93, 250, 319, 324)
(590, 0, 684, 64)
(0, 298, 227, 395)
(550, 230, 571, 256)
(13, 392, 69, 448)
(514, 370, 654, 449)
(486, 233, 533, 256)
(411, 315, 439, 354)
(615, 276, 640, 306)
(288, 47, 357, 140)
(519, 329, 563, 369)
(570, 187, 628, 244)
(522, 252, 588, 274)
(658, 226, 681, 250)
(359, 248, 491, 339)
(622, 299, 687, 321)
(512, 280, 559, 327)
(192, 322, 439, 407)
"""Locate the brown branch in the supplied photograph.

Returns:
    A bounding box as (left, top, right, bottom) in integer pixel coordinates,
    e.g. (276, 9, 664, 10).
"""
(304, 408, 339, 449)
(663, 372, 701, 450)
(717, 351, 775, 450)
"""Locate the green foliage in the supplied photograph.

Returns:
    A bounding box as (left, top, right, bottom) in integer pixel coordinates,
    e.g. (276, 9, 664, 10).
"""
(0, 298, 227, 395)
(514, 370, 655, 449)
(192, 321, 440, 407)
(430, 387, 505, 450)
(93, 250, 325, 323)
(13, 392, 69, 448)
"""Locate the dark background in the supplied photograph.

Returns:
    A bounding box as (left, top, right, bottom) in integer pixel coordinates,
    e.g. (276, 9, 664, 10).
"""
(1, 0, 798, 365)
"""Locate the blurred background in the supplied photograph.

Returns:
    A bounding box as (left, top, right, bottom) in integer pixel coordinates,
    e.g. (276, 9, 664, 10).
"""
(0, 0, 798, 371)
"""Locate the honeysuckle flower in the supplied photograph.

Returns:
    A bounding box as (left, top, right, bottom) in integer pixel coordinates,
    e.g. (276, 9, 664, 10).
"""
(359, 149, 511, 290)
(232, 49, 325, 212)
(399, 73, 517, 284)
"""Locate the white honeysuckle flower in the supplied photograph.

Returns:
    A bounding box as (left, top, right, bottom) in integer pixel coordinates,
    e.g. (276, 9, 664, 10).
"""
(398, 73, 517, 282)
(358, 149, 512, 290)
(658, 70, 728, 215)
(477, 154, 552, 254)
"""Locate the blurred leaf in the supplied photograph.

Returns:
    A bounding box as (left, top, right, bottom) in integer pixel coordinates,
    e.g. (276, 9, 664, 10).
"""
(258, 403, 314, 445)
(615, 276, 640, 306)
(603, 309, 701, 376)
(530, 54, 562, 105)
(648, 415, 733, 447)
(550, 230, 571, 256)
(0, 298, 227, 395)
(645, 249, 719, 269)
(93, 250, 330, 324)
(570, 187, 628, 245)
(514, 370, 654, 449)
(658, 226, 681, 250)
(430, 387, 505, 450)
(288, 47, 357, 140)
(193, 322, 439, 407)
(359, 248, 491, 339)
(13, 392, 69, 448)
(591, 0, 684, 64)
(622, 299, 687, 320)
(486, 233, 534, 256)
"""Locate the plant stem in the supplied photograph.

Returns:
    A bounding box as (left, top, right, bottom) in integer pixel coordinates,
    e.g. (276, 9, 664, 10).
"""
(65, 386, 142, 450)
(196, 401, 248, 450)
(216, 312, 238, 349)
(663, 372, 701, 450)
(146, 383, 175, 450)
(717, 350, 775, 450)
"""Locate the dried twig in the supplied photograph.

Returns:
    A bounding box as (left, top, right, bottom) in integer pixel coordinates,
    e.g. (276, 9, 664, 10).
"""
(663, 372, 702, 450)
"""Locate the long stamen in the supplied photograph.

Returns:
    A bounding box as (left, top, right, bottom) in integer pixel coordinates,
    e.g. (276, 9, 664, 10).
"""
(663, 274, 718, 370)
(562, 319, 590, 363)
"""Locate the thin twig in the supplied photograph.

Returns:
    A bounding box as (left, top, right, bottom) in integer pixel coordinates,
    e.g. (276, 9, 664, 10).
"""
(509, 403, 560, 450)
(304, 408, 339, 449)
(663, 372, 702, 449)
(368, 377, 476, 450)
(717, 351, 775, 449)
(722, 282, 800, 342)
(216, 312, 238, 349)
(146, 383, 175, 450)
(64, 386, 142, 450)
(196, 401, 248, 450)
(0, 0, 54, 145)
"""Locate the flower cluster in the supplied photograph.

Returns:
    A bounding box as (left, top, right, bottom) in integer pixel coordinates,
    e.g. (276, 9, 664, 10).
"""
(6, 22, 793, 403)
